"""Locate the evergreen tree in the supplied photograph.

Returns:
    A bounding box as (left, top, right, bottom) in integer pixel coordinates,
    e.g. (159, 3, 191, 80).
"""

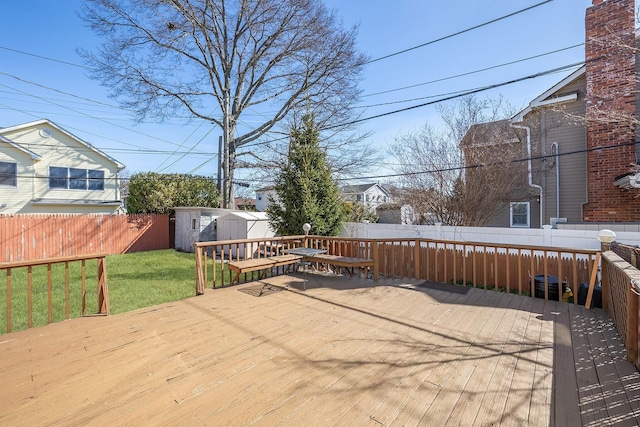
(267, 114, 345, 236)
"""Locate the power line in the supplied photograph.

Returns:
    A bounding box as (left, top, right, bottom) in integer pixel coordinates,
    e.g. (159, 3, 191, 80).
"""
(363, 43, 584, 98)
(365, 0, 554, 64)
(0, 45, 87, 69)
(0, 84, 201, 150)
(336, 141, 640, 182)
(238, 60, 584, 151)
(0, 71, 122, 109)
(10, 139, 633, 186)
(330, 61, 584, 129)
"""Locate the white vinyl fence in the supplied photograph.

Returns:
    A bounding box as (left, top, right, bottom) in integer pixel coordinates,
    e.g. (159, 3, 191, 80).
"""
(340, 222, 640, 251)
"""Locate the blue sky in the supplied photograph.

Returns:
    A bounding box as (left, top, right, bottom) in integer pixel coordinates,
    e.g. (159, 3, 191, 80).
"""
(1, 0, 593, 190)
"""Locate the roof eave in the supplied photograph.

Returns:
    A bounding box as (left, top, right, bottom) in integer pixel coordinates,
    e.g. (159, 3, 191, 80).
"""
(511, 66, 585, 123)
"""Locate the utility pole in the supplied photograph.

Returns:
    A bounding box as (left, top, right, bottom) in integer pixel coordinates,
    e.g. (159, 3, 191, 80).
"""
(217, 135, 222, 196)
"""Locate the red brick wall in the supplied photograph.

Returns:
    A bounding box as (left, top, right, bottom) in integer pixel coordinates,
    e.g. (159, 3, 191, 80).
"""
(583, 0, 639, 222)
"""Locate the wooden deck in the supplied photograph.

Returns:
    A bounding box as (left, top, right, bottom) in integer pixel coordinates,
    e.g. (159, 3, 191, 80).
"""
(1, 274, 639, 426)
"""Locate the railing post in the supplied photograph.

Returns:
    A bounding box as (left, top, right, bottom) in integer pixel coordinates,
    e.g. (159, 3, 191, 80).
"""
(97, 257, 110, 315)
(601, 251, 610, 312)
(195, 245, 205, 295)
(627, 283, 638, 364)
(6, 268, 11, 334)
(414, 240, 421, 280)
(373, 241, 379, 281)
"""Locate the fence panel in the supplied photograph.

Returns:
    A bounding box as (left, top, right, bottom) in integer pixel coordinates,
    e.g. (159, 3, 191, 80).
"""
(0, 214, 169, 262)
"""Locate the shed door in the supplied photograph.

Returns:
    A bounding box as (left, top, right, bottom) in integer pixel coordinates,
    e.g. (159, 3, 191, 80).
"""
(227, 219, 241, 240)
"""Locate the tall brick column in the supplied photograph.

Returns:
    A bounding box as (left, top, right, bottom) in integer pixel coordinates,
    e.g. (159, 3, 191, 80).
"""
(583, 0, 639, 222)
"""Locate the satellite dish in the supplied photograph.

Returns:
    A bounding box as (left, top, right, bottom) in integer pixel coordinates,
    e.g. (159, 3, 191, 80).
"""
(39, 129, 53, 138)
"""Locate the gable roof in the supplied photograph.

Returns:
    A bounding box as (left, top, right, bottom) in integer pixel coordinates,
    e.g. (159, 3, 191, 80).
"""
(0, 119, 125, 169)
(341, 183, 389, 196)
(460, 119, 519, 148)
(0, 135, 42, 160)
(511, 66, 585, 123)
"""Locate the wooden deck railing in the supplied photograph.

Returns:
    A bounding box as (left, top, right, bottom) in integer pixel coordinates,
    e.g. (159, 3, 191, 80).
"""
(195, 236, 307, 294)
(195, 235, 599, 300)
(601, 250, 640, 368)
(1, 254, 109, 334)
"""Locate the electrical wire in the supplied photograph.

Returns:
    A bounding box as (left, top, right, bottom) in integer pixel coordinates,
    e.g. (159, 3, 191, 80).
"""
(237, 61, 585, 151)
(0, 45, 87, 68)
(364, 43, 584, 98)
(364, 0, 554, 64)
(7, 139, 636, 185)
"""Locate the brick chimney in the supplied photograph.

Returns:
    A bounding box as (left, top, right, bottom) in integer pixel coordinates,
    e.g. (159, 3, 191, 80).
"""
(583, 0, 639, 222)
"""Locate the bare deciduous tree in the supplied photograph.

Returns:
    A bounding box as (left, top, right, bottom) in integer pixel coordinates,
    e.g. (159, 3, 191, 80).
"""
(391, 96, 530, 226)
(79, 0, 367, 207)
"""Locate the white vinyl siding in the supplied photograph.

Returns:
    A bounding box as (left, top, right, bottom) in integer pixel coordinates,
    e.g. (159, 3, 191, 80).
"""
(0, 121, 122, 213)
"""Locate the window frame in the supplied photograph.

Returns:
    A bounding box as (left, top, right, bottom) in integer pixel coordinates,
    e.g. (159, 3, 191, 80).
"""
(49, 166, 69, 189)
(88, 170, 105, 190)
(0, 161, 17, 187)
(49, 166, 105, 191)
(69, 168, 88, 190)
(510, 202, 530, 228)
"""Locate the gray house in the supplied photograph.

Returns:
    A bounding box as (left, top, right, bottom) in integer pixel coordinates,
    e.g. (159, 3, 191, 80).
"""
(463, 0, 640, 228)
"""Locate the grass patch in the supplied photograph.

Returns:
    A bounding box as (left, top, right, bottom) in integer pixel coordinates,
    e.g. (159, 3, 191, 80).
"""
(0, 249, 215, 334)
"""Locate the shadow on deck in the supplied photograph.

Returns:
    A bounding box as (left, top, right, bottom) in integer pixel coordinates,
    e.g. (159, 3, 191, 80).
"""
(1, 273, 639, 426)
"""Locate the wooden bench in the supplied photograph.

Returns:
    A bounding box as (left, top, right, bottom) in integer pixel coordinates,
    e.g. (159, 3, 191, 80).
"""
(228, 254, 302, 284)
(304, 254, 375, 277)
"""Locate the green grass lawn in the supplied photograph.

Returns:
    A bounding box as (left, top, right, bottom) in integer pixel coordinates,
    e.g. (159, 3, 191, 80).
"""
(0, 249, 222, 334)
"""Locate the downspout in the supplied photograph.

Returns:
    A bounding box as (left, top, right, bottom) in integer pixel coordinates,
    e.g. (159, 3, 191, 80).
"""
(512, 124, 543, 227)
(551, 142, 560, 219)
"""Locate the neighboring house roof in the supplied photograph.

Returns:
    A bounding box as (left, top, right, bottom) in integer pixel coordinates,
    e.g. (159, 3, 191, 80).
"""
(0, 135, 42, 160)
(0, 119, 125, 169)
(235, 197, 256, 207)
(255, 186, 275, 192)
(341, 183, 390, 196)
(511, 66, 585, 123)
(460, 119, 519, 148)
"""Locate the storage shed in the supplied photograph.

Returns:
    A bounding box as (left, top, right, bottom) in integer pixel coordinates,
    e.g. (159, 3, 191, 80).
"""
(216, 211, 275, 257)
(174, 207, 235, 253)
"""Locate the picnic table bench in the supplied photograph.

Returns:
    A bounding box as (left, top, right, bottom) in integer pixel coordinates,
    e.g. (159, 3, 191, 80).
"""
(304, 254, 375, 277)
(228, 254, 302, 284)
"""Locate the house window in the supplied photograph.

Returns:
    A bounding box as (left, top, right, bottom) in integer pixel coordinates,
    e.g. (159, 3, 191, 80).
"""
(191, 218, 197, 230)
(88, 170, 105, 190)
(70, 168, 87, 189)
(0, 161, 17, 186)
(49, 167, 105, 190)
(49, 167, 68, 189)
(510, 202, 530, 228)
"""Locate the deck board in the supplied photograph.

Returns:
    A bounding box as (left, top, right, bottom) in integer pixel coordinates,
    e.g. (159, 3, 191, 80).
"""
(1, 274, 640, 426)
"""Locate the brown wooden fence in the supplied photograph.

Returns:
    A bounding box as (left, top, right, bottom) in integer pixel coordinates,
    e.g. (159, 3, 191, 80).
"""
(0, 214, 170, 262)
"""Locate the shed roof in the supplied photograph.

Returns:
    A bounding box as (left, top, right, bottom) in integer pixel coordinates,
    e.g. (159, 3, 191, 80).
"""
(219, 211, 270, 221)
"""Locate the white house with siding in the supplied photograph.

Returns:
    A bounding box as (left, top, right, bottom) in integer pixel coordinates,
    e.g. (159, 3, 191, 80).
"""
(255, 186, 277, 212)
(340, 183, 391, 212)
(0, 119, 125, 214)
